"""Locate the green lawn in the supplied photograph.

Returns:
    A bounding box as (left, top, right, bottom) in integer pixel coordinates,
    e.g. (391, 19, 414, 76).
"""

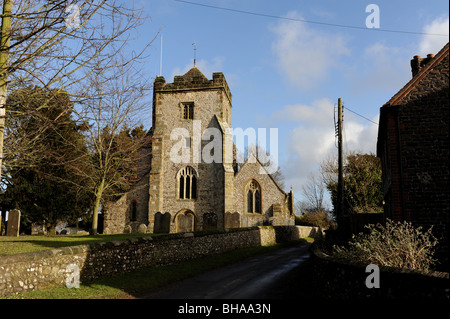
(0, 233, 159, 256)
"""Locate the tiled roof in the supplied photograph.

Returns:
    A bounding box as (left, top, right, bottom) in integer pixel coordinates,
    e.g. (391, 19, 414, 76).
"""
(384, 42, 449, 106)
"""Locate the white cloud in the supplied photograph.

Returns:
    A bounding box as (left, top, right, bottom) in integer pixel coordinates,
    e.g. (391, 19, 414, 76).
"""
(342, 114, 379, 155)
(346, 41, 411, 94)
(272, 98, 378, 202)
(419, 16, 449, 56)
(270, 11, 350, 90)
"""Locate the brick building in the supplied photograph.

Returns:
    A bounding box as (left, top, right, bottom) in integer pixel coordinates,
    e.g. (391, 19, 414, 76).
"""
(103, 67, 294, 234)
(377, 43, 449, 270)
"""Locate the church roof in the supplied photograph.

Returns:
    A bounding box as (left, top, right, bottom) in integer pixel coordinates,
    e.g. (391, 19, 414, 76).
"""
(236, 152, 287, 195)
(183, 67, 209, 83)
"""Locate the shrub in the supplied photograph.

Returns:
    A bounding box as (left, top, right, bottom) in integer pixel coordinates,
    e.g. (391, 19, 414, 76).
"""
(296, 211, 332, 229)
(332, 219, 439, 271)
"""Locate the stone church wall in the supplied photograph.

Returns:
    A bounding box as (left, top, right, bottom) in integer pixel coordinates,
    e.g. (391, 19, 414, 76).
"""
(233, 159, 294, 227)
(103, 174, 150, 234)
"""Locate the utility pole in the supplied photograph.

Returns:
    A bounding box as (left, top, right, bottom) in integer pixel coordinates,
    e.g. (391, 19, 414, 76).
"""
(337, 98, 344, 231)
(0, 0, 13, 181)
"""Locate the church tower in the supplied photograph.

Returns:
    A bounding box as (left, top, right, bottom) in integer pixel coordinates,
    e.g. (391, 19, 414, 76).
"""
(148, 67, 234, 233)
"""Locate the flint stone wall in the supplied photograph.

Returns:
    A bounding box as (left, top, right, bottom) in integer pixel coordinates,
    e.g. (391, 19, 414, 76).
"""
(0, 225, 321, 297)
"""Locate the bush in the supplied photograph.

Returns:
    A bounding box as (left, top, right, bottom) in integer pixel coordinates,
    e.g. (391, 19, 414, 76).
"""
(332, 219, 439, 271)
(296, 211, 332, 229)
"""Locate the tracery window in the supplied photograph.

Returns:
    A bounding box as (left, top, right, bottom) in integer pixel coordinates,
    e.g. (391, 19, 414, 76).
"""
(178, 166, 197, 199)
(246, 180, 261, 213)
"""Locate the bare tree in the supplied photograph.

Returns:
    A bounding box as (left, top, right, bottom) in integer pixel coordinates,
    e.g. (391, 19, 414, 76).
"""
(301, 172, 327, 213)
(67, 51, 151, 235)
(0, 0, 153, 178)
(0, 1, 157, 235)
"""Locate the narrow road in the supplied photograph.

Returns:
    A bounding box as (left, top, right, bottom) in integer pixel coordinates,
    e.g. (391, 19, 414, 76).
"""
(142, 243, 312, 299)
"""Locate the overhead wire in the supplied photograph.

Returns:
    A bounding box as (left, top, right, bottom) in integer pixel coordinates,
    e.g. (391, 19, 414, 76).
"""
(345, 107, 378, 125)
(174, 0, 449, 37)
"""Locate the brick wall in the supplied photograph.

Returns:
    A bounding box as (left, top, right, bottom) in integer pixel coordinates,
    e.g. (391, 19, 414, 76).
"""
(378, 46, 449, 270)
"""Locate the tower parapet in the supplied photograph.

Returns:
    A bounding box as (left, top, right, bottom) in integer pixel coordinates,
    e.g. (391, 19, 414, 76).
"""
(154, 68, 232, 105)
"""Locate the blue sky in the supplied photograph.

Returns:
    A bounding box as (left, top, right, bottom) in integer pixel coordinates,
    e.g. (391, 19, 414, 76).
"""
(133, 0, 449, 206)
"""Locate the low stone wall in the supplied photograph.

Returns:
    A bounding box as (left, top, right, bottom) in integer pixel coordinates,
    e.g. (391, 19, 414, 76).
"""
(0, 225, 321, 297)
(310, 243, 449, 299)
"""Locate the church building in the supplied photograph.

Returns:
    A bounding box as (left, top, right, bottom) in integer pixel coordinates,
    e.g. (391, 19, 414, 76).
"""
(103, 67, 294, 234)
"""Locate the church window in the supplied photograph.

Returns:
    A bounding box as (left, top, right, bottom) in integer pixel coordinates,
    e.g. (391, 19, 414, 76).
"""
(178, 166, 197, 200)
(246, 180, 261, 213)
(247, 190, 253, 213)
(254, 190, 261, 213)
(130, 200, 137, 221)
(182, 103, 194, 120)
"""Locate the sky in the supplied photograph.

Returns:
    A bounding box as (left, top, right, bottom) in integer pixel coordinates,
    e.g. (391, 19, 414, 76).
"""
(131, 0, 449, 207)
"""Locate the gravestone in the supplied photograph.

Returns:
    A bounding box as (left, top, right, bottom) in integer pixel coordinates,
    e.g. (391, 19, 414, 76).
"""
(203, 212, 218, 231)
(124, 225, 132, 233)
(154, 212, 171, 233)
(137, 223, 147, 233)
(225, 212, 240, 228)
(6, 209, 21, 237)
(177, 212, 194, 233)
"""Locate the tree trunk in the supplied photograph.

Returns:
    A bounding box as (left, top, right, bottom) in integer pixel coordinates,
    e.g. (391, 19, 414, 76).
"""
(91, 180, 105, 235)
(0, 0, 13, 180)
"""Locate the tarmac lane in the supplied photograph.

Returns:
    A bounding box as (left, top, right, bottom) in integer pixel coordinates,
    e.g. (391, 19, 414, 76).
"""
(142, 242, 312, 299)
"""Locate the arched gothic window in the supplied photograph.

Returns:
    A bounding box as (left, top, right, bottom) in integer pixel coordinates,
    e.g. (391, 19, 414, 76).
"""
(246, 180, 261, 213)
(178, 166, 197, 199)
(130, 200, 137, 221)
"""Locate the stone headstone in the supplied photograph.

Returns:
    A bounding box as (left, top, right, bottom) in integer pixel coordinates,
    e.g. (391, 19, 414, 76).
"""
(6, 209, 21, 237)
(124, 225, 132, 233)
(137, 224, 147, 233)
(203, 212, 218, 231)
(225, 212, 240, 228)
(154, 212, 170, 233)
(177, 212, 194, 232)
